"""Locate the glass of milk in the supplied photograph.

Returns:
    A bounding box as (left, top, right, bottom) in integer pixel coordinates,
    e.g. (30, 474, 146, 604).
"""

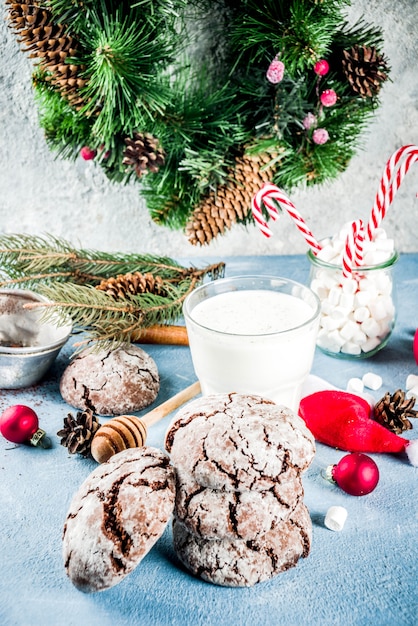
(183, 275, 320, 411)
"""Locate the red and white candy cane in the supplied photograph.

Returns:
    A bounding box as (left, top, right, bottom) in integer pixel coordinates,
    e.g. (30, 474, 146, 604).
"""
(251, 183, 322, 255)
(342, 219, 364, 278)
(367, 144, 418, 241)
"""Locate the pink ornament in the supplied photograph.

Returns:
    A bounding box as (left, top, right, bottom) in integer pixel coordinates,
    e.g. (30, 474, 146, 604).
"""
(312, 128, 329, 145)
(80, 146, 97, 161)
(266, 58, 285, 84)
(314, 59, 330, 76)
(320, 89, 337, 107)
(303, 113, 317, 130)
(0, 405, 51, 448)
(328, 452, 380, 496)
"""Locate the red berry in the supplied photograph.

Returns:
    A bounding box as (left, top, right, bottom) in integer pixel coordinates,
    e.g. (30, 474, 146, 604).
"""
(80, 146, 97, 161)
(320, 89, 337, 107)
(314, 59, 330, 76)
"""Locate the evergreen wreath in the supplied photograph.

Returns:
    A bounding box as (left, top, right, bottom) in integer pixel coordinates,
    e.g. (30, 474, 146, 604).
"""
(6, 0, 389, 245)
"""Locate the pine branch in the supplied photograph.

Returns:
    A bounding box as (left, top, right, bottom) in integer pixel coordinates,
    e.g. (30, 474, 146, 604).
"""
(0, 233, 225, 286)
(0, 233, 225, 350)
(23, 271, 206, 351)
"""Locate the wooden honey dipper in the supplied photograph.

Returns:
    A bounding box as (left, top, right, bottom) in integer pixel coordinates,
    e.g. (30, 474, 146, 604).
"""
(90, 380, 201, 463)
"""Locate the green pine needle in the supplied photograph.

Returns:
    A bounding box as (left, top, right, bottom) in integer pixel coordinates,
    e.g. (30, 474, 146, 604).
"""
(0, 233, 225, 350)
(8, 0, 391, 236)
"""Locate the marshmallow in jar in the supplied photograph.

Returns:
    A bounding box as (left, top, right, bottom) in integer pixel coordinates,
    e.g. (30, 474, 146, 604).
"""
(307, 225, 398, 358)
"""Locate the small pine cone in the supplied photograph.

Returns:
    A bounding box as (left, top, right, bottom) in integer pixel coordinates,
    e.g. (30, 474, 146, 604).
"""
(96, 271, 166, 299)
(122, 132, 165, 178)
(342, 45, 389, 98)
(373, 389, 418, 434)
(185, 149, 279, 246)
(57, 409, 101, 457)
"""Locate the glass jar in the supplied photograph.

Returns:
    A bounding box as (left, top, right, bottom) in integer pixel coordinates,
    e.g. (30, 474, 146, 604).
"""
(307, 249, 399, 359)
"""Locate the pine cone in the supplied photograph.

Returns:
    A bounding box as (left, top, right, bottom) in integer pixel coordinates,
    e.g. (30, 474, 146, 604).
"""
(6, 1, 87, 108)
(341, 45, 389, 98)
(185, 149, 279, 246)
(96, 271, 166, 299)
(57, 409, 101, 457)
(122, 132, 165, 178)
(373, 389, 418, 434)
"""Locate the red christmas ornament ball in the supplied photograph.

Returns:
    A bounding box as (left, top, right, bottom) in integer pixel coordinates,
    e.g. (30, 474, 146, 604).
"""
(314, 59, 329, 76)
(80, 146, 97, 161)
(320, 89, 337, 107)
(332, 452, 380, 496)
(0, 405, 39, 444)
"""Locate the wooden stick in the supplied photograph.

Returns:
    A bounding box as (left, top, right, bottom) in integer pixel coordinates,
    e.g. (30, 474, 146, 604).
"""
(132, 324, 189, 345)
(141, 380, 201, 427)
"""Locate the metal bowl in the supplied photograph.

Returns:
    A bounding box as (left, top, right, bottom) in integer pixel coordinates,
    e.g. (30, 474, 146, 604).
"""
(0, 289, 72, 389)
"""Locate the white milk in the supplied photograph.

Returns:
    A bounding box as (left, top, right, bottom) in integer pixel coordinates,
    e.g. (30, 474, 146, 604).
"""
(186, 289, 319, 411)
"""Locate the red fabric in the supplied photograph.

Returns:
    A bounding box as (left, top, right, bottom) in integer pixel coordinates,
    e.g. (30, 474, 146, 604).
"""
(299, 390, 407, 454)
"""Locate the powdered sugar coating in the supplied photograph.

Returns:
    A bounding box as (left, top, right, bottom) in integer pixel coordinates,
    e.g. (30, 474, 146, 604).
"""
(174, 468, 304, 540)
(172, 501, 312, 587)
(62, 447, 175, 592)
(166, 393, 315, 492)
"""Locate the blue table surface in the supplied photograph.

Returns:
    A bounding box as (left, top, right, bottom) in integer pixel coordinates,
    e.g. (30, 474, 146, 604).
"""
(1, 254, 418, 626)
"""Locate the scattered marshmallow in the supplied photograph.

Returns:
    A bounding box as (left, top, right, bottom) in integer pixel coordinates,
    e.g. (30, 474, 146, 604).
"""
(346, 377, 364, 394)
(406, 374, 418, 390)
(324, 506, 348, 532)
(362, 372, 383, 391)
(406, 387, 418, 402)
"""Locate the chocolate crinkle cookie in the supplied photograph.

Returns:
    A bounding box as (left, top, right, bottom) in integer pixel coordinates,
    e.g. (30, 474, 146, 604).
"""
(174, 469, 304, 541)
(165, 393, 315, 492)
(172, 502, 312, 588)
(62, 447, 176, 593)
(59, 344, 160, 416)
(165, 392, 315, 587)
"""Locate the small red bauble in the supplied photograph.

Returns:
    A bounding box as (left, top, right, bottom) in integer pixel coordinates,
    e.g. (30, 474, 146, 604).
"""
(329, 452, 380, 496)
(80, 146, 97, 161)
(320, 89, 337, 107)
(0, 405, 51, 448)
(314, 59, 330, 76)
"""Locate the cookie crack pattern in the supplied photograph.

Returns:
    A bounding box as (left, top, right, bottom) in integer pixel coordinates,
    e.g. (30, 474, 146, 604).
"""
(132, 477, 171, 493)
(201, 435, 242, 490)
(182, 483, 205, 511)
(100, 352, 112, 365)
(137, 367, 158, 384)
(290, 516, 311, 557)
(81, 384, 98, 412)
(114, 450, 170, 471)
(102, 476, 133, 568)
(228, 493, 240, 537)
(165, 411, 217, 451)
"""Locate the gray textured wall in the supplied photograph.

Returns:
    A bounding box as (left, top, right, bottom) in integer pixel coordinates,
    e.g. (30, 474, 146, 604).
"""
(1, 1, 418, 257)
